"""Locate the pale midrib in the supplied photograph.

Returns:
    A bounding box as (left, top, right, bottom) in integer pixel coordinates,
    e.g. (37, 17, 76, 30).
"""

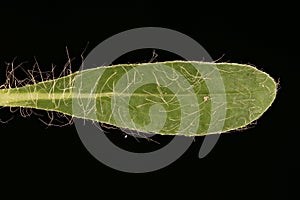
(0, 92, 202, 102)
(1, 89, 265, 104)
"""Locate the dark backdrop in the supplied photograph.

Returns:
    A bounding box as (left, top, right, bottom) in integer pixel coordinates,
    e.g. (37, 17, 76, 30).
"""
(0, 2, 297, 199)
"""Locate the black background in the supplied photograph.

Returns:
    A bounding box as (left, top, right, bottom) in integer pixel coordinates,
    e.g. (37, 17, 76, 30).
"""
(0, 2, 297, 199)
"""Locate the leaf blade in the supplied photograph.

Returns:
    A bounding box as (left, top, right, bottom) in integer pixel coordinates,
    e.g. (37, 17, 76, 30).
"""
(0, 61, 277, 136)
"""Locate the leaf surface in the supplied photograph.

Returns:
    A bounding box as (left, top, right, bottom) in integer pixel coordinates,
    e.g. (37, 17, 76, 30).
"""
(0, 61, 277, 136)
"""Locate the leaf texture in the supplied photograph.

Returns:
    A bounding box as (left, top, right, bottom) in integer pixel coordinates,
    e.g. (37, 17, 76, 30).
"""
(0, 61, 277, 136)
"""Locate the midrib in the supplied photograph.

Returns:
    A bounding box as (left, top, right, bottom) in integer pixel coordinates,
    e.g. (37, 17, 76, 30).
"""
(0, 91, 204, 106)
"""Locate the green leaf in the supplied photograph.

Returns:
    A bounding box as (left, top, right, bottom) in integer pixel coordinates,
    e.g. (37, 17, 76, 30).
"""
(0, 61, 277, 136)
